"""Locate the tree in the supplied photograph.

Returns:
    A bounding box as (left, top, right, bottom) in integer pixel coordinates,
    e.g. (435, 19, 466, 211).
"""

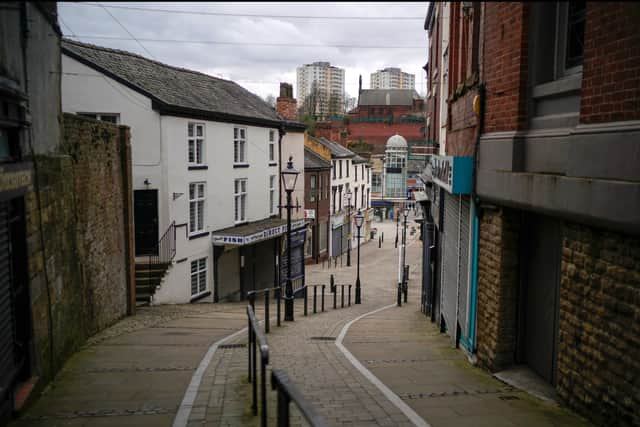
(263, 94, 276, 108)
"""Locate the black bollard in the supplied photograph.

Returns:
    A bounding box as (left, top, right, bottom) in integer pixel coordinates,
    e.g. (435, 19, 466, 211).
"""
(382, 232, 384, 243)
(348, 285, 351, 307)
(378, 236, 381, 248)
(265, 289, 270, 334)
(313, 285, 317, 314)
(321, 285, 325, 312)
(397, 282, 402, 307)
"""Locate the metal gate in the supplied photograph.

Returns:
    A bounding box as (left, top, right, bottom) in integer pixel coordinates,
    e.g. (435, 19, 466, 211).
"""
(0, 200, 15, 421)
(440, 193, 472, 345)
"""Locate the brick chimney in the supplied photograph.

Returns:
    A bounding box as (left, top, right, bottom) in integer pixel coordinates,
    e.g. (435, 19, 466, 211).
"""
(276, 82, 297, 121)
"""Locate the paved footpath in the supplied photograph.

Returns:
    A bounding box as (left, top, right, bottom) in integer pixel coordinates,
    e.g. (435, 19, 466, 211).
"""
(12, 218, 592, 426)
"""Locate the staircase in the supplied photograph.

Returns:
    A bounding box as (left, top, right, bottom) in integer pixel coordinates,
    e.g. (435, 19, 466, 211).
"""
(135, 221, 176, 305)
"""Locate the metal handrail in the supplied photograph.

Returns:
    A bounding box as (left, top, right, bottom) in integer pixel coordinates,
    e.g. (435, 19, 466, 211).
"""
(271, 369, 328, 427)
(146, 220, 176, 298)
(247, 305, 269, 426)
(248, 287, 282, 331)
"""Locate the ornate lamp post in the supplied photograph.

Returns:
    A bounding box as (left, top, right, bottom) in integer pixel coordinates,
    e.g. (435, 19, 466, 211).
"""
(345, 189, 352, 267)
(354, 209, 364, 304)
(281, 156, 300, 322)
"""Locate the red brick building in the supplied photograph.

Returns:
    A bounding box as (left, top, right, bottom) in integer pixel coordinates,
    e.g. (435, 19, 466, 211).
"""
(315, 89, 426, 155)
(422, 3, 640, 426)
(303, 147, 332, 264)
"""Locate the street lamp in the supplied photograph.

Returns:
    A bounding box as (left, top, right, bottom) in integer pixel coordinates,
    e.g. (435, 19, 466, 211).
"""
(345, 189, 352, 267)
(354, 209, 364, 304)
(281, 156, 300, 322)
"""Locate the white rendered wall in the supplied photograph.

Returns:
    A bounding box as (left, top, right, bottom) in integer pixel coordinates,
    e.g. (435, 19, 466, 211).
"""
(281, 131, 305, 220)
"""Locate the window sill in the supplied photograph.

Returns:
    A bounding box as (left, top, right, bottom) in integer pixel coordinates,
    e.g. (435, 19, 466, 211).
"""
(234, 221, 248, 227)
(532, 73, 582, 99)
(188, 165, 208, 170)
(190, 290, 211, 303)
(268, 162, 278, 167)
(233, 163, 249, 169)
(188, 231, 210, 240)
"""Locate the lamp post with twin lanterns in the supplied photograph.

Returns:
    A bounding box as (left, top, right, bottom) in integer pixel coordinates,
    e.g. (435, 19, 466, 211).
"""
(345, 189, 352, 267)
(281, 156, 300, 322)
(354, 209, 364, 304)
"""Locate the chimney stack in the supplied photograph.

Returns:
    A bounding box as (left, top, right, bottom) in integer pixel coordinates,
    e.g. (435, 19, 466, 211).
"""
(276, 82, 297, 121)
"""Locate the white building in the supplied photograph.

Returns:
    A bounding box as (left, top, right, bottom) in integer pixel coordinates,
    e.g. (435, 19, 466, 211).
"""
(308, 136, 372, 258)
(61, 39, 306, 304)
(370, 68, 416, 90)
(296, 62, 345, 119)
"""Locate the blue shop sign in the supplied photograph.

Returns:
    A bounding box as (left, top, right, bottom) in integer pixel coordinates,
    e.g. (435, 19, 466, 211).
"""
(429, 155, 473, 195)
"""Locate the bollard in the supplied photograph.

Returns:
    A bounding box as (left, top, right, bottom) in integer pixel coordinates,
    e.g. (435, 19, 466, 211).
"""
(333, 285, 337, 309)
(334, 257, 337, 268)
(313, 285, 317, 314)
(382, 232, 384, 243)
(252, 327, 257, 415)
(247, 312, 252, 382)
(330, 274, 335, 293)
(348, 285, 352, 306)
(321, 285, 325, 312)
(341, 285, 345, 308)
(404, 282, 408, 303)
(276, 287, 281, 327)
(304, 286, 308, 316)
(378, 236, 381, 248)
(265, 289, 270, 334)
(397, 282, 402, 307)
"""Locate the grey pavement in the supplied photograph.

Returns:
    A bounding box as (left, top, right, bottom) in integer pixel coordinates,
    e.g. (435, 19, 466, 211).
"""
(12, 217, 591, 427)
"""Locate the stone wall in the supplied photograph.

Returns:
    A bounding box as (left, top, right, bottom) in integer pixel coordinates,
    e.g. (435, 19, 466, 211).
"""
(557, 222, 640, 427)
(476, 206, 520, 372)
(26, 114, 133, 382)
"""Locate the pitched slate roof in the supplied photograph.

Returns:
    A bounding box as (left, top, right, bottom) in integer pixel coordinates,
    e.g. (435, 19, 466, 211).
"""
(62, 39, 305, 129)
(358, 89, 421, 106)
(304, 147, 332, 170)
(311, 136, 355, 159)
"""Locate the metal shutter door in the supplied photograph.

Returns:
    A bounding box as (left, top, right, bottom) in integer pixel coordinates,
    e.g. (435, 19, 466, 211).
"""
(441, 192, 459, 342)
(0, 201, 16, 403)
(457, 196, 471, 342)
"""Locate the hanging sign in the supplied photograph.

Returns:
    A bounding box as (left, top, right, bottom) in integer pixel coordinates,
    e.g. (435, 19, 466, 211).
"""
(429, 155, 473, 194)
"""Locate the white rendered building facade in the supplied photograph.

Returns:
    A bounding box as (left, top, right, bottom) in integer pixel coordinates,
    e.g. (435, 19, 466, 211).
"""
(61, 40, 306, 304)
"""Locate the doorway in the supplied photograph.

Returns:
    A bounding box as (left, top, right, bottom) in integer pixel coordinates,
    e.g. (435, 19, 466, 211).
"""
(518, 214, 562, 384)
(134, 189, 158, 256)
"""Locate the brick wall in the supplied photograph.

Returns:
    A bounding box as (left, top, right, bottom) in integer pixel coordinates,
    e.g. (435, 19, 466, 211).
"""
(26, 114, 133, 382)
(580, 3, 640, 124)
(557, 222, 640, 427)
(446, 89, 479, 157)
(482, 2, 529, 133)
(476, 207, 520, 372)
(277, 97, 297, 121)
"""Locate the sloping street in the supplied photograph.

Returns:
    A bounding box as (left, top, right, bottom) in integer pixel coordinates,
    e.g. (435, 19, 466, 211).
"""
(11, 219, 590, 427)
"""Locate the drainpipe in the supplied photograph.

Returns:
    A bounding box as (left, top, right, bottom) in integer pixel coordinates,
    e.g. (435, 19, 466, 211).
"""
(278, 125, 286, 218)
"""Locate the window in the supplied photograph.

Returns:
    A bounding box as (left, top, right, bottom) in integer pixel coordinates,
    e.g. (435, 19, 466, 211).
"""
(189, 182, 206, 234)
(190, 257, 207, 296)
(78, 112, 119, 124)
(346, 160, 349, 177)
(338, 186, 343, 211)
(234, 178, 247, 222)
(361, 184, 365, 208)
(362, 165, 365, 181)
(188, 123, 205, 165)
(269, 130, 276, 163)
(565, 2, 586, 70)
(332, 160, 336, 179)
(0, 128, 20, 162)
(319, 222, 327, 252)
(310, 175, 316, 202)
(234, 127, 247, 164)
(354, 164, 358, 181)
(332, 186, 337, 213)
(339, 160, 343, 178)
(318, 173, 323, 201)
(269, 175, 276, 215)
(354, 187, 358, 210)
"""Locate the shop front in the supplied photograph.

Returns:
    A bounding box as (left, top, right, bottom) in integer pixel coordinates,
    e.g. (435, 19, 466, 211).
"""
(423, 155, 477, 352)
(212, 218, 306, 301)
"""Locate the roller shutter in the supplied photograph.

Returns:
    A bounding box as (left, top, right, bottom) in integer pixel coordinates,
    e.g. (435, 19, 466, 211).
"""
(0, 201, 15, 419)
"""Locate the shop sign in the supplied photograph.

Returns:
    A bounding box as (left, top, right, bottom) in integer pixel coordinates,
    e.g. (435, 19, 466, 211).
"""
(0, 164, 31, 194)
(429, 155, 473, 194)
(280, 228, 306, 283)
(212, 219, 305, 246)
(304, 209, 315, 219)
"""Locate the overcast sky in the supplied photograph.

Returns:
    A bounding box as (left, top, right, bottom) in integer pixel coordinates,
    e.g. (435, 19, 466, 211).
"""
(58, 2, 429, 101)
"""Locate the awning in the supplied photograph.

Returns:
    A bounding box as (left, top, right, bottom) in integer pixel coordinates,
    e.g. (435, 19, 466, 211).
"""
(212, 217, 307, 246)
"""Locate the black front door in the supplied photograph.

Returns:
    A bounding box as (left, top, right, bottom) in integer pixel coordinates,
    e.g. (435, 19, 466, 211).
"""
(134, 190, 158, 256)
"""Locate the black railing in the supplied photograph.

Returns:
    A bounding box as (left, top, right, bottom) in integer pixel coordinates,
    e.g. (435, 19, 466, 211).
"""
(271, 369, 328, 427)
(247, 305, 269, 426)
(248, 287, 282, 332)
(146, 221, 176, 297)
